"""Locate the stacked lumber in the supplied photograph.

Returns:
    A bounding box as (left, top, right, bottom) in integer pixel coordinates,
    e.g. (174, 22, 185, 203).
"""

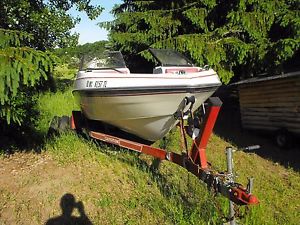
(239, 75, 300, 134)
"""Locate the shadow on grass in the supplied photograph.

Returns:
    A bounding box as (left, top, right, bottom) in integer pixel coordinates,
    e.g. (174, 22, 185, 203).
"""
(46, 193, 93, 225)
(0, 78, 75, 155)
(214, 87, 300, 172)
(0, 124, 44, 155)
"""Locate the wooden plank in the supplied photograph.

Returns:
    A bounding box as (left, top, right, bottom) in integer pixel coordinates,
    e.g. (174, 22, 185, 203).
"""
(240, 89, 299, 96)
(240, 93, 299, 101)
(239, 96, 300, 105)
(241, 80, 300, 86)
(242, 124, 300, 134)
(240, 107, 300, 113)
(240, 103, 300, 108)
(240, 77, 300, 89)
(240, 82, 300, 94)
(240, 107, 299, 113)
(240, 101, 300, 107)
(242, 121, 300, 131)
(240, 110, 300, 118)
(239, 78, 300, 91)
(239, 86, 300, 98)
(240, 88, 300, 96)
(241, 112, 300, 118)
(241, 84, 300, 94)
(240, 92, 300, 101)
(241, 119, 300, 129)
(240, 115, 300, 123)
(242, 124, 276, 131)
(241, 115, 300, 124)
(240, 101, 300, 108)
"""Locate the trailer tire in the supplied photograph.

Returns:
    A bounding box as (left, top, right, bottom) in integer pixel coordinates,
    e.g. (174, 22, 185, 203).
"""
(275, 129, 292, 149)
(48, 116, 71, 137)
(58, 116, 71, 131)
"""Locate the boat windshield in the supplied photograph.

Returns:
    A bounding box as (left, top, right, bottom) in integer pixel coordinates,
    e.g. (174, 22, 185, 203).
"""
(80, 51, 126, 70)
(149, 49, 194, 67)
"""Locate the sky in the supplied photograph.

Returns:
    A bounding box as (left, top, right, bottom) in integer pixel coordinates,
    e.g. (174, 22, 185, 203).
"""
(69, 0, 123, 44)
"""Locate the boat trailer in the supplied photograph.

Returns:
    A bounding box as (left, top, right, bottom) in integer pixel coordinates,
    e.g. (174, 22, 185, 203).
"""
(70, 97, 259, 223)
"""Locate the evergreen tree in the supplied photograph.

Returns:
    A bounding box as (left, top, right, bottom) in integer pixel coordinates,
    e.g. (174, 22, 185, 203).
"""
(102, 0, 300, 83)
(0, 29, 56, 125)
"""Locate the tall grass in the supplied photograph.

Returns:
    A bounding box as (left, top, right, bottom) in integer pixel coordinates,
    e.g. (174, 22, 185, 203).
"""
(36, 87, 79, 135)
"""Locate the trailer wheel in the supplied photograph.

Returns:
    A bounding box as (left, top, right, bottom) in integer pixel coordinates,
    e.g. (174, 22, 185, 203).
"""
(48, 116, 71, 136)
(58, 116, 71, 131)
(275, 129, 291, 149)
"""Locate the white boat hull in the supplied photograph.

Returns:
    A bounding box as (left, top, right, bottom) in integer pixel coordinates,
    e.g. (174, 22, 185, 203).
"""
(73, 68, 221, 141)
(73, 90, 216, 141)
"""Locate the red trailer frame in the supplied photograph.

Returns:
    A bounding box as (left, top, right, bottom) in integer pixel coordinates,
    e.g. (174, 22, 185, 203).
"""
(71, 97, 259, 206)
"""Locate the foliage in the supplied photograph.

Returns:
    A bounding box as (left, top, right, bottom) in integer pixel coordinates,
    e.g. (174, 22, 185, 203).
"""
(0, 0, 103, 130)
(53, 41, 107, 69)
(0, 0, 103, 49)
(0, 28, 56, 125)
(53, 64, 77, 79)
(102, 0, 300, 83)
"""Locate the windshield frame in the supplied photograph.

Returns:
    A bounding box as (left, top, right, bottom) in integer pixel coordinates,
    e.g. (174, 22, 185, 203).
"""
(79, 51, 127, 71)
(149, 48, 194, 67)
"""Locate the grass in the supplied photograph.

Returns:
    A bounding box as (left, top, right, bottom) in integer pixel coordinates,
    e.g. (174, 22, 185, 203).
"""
(0, 77, 299, 224)
(43, 133, 221, 224)
(36, 87, 79, 135)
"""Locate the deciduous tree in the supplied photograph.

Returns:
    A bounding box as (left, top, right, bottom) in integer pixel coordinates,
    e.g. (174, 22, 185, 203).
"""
(102, 0, 299, 83)
(0, 0, 103, 49)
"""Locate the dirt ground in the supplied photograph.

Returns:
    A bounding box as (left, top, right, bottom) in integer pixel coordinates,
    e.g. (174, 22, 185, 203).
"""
(0, 152, 121, 225)
(0, 153, 79, 224)
(0, 149, 167, 225)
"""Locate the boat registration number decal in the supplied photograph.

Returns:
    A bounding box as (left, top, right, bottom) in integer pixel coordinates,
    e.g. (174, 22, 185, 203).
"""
(86, 80, 107, 88)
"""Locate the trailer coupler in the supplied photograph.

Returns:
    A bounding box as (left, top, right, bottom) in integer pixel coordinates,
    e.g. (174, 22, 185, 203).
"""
(184, 157, 259, 206)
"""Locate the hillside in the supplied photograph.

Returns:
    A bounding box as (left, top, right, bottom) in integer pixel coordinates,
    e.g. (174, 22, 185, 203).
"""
(0, 80, 299, 225)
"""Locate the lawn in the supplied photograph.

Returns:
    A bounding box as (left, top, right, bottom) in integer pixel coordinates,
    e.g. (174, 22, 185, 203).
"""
(0, 78, 299, 225)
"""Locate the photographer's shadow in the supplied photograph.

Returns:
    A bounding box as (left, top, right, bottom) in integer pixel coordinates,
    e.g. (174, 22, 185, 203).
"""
(45, 193, 92, 225)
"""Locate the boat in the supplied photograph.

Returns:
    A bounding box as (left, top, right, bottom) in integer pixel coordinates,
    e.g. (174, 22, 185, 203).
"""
(73, 49, 221, 142)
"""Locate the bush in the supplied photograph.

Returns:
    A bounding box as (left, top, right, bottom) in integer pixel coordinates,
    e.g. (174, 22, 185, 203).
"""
(53, 64, 77, 79)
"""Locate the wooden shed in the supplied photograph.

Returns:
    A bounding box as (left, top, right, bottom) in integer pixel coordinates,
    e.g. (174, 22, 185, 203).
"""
(235, 71, 300, 147)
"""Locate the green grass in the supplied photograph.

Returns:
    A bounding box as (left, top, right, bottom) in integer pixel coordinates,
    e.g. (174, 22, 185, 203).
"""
(43, 133, 221, 224)
(40, 130, 300, 225)
(36, 87, 79, 134)
(0, 77, 299, 225)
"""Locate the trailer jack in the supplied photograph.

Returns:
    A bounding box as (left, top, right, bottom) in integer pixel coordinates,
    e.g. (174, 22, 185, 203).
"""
(71, 97, 259, 221)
